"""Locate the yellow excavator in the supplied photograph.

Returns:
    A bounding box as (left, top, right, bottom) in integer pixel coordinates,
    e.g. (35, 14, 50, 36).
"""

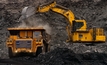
(20, 1, 106, 43)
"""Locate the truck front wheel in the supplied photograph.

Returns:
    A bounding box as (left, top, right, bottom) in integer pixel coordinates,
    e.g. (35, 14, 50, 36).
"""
(8, 47, 13, 58)
(36, 47, 42, 56)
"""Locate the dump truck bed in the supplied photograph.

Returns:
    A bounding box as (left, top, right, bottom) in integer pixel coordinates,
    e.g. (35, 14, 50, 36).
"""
(7, 27, 45, 31)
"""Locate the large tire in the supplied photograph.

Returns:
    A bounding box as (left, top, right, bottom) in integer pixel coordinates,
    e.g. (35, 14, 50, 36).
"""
(43, 44, 49, 52)
(43, 40, 50, 53)
(36, 47, 42, 57)
(8, 47, 13, 58)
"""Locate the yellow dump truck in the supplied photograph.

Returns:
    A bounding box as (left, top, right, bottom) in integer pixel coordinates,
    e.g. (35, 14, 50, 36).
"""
(6, 27, 50, 58)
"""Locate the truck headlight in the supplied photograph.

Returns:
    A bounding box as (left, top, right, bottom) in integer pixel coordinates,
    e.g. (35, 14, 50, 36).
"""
(36, 39, 41, 42)
(7, 39, 13, 42)
(15, 50, 18, 53)
(6, 39, 13, 44)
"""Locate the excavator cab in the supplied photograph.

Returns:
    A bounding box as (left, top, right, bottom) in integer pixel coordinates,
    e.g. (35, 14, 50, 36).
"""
(71, 20, 105, 42)
(72, 20, 87, 32)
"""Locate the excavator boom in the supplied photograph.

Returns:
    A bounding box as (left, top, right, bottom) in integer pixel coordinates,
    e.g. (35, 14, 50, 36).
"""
(38, 1, 75, 25)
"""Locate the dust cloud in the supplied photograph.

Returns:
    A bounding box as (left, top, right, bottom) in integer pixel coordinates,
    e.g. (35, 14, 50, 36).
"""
(18, 15, 52, 35)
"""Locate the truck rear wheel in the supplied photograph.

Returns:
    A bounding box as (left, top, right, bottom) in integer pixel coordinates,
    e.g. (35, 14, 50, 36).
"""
(43, 44, 50, 53)
(8, 47, 13, 58)
(43, 40, 50, 53)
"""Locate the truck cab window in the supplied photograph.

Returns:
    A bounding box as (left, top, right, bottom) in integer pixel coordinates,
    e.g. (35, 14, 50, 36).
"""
(33, 31, 41, 38)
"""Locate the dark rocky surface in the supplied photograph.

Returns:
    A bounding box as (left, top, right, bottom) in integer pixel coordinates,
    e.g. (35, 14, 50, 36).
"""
(1, 48, 107, 65)
(0, 0, 107, 65)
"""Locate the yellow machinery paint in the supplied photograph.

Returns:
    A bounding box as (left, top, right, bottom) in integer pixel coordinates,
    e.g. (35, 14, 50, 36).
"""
(37, 1, 106, 42)
(6, 27, 51, 58)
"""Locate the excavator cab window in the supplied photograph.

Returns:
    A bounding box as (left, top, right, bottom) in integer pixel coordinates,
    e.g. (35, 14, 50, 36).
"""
(72, 21, 84, 32)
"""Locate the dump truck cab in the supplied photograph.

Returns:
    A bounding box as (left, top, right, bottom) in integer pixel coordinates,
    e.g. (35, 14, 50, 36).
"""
(6, 27, 50, 58)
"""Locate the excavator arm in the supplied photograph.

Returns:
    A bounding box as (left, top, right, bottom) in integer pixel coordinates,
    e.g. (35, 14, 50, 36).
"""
(37, 1, 75, 26)
(37, 1, 76, 42)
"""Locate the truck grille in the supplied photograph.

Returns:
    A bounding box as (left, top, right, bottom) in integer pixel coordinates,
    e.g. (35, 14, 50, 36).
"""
(16, 40, 32, 48)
